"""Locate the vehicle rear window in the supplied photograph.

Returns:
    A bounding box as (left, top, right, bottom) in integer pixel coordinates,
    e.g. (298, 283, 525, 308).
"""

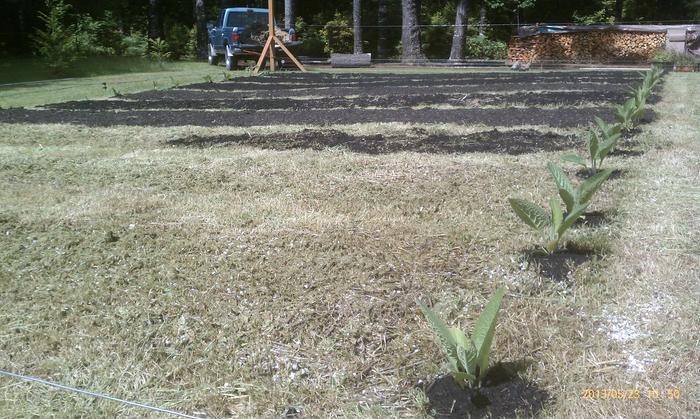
(225, 11, 268, 28)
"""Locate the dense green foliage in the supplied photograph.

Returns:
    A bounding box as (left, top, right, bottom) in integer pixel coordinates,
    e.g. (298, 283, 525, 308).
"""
(31, 0, 79, 73)
(464, 36, 508, 59)
(419, 287, 505, 387)
(3, 0, 698, 62)
(320, 12, 354, 54)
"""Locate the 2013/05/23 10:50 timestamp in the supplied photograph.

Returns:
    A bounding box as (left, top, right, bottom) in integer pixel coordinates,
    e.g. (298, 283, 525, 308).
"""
(581, 388, 681, 400)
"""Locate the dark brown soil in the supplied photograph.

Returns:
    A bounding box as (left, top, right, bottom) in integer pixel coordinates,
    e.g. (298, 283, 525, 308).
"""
(0, 71, 657, 130)
(529, 251, 593, 282)
(574, 210, 610, 228)
(0, 106, 627, 128)
(608, 148, 644, 157)
(127, 83, 634, 101)
(576, 168, 626, 180)
(44, 90, 654, 112)
(424, 363, 550, 419)
(183, 71, 643, 91)
(167, 128, 579, 155)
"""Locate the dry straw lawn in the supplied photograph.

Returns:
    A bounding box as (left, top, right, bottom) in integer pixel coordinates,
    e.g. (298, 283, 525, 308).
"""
(0, 71, 697, 418)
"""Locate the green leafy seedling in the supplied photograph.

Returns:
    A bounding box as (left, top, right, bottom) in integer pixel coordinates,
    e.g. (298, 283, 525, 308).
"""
(509, 164, 613, 253)
(562, 118, 621, 174)
(614, 98, 636, 130)
(630, 86, 648, 124)
(547, 163, 613, 213)
(419, 287, 505, 388)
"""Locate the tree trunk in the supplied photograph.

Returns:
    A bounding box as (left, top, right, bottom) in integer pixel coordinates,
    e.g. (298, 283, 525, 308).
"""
(377, 0, 389, 59)
(449, 0, 468, 60)
(614, 0, 623, 22)
(285, 0, 295, 29)
(401, 0, 423, 62)
(478, 3, 486, 36)
(353, 0, 363, 53)
(195, 0, 207, 59)
(148, 0, 162, 40)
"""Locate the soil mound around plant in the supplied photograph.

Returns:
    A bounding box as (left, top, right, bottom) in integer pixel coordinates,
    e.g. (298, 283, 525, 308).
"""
(424, 363, 550, 418)
(529, 251, 594, 282)
(167, 128, 580, 155)
(573, 210, 611, 228)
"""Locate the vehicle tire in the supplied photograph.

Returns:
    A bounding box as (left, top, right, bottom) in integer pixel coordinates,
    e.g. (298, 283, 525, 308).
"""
(207, 44, 219, 66)
(225, 53, 238, 71)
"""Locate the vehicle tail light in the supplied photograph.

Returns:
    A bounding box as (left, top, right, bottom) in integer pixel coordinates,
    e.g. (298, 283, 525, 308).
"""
(231, 32, 240, 42)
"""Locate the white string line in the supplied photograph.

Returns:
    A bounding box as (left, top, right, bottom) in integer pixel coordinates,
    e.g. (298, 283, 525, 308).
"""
(300, 21, 700, 28)
(0, 369, 201, 419)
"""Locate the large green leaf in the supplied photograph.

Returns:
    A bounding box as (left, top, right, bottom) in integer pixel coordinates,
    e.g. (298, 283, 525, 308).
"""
(596, 133, 620, 164)
(562, 153, 587, 167)
(547, 162, 575, 213)
(509, 198, 550, 233)
(632, 99, 646, 123)
(455, 339, 478, 376)
(557, 202, 590, 236)
(576, 168, 613, 205)
(593, 116, 614, 137)
(614, 105, 628, 124)
(419, 302, 458, 363)
(471, 287, 505, 377)
(549, 197, 563, 233)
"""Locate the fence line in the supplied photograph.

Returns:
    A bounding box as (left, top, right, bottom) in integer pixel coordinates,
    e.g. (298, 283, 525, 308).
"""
(1, 20, 699, 35)
(299, 21, 700, 28)
(0, 369, 200, 418)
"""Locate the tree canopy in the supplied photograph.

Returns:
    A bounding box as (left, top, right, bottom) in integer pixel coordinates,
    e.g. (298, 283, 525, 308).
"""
(1, 0, 698, 58)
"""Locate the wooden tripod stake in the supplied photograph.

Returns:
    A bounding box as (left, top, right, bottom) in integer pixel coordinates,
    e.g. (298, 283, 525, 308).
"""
(253, 0, 307, 74)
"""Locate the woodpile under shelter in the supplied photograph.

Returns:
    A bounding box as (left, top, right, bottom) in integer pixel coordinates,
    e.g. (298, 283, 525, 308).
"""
(508, 24, 700, 64)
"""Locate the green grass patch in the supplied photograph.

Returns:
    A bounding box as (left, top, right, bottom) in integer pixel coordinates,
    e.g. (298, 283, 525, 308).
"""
(0, 60, 246, 108)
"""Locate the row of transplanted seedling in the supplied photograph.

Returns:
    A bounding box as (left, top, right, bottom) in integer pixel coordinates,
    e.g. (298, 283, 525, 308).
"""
(417, 67, 665, 411)
(508, 66, 663, 254)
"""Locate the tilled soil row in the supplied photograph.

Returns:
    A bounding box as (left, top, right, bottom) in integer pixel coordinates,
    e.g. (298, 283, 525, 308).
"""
(45, 91, 655, 111)
(254, 70, 642, 81)
(126, 83, 632, 101)
(183, 78, 637, 92)
(167, 128, 580, 155)
(0, 106, 643, 128)
(213, 71, 643, 86)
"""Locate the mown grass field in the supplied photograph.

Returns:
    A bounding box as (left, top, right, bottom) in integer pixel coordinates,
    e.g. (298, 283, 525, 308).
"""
(0, 61, 236, 108)
(0, 69, 697, 418)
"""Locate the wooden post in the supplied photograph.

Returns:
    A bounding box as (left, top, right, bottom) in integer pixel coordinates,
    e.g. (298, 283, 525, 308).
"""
(267, 0, 276, 71)
(253, 0, 307, 74)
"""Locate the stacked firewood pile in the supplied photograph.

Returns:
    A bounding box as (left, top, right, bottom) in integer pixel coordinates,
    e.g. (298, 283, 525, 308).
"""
(508, 31, 666, 63)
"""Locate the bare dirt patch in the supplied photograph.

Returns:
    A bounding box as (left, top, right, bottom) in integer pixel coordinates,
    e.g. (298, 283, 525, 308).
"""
(528, 251, 595, 282)
(0, 106, 633, 128)
(167, 128, 579, 155)
(424, 363, 550, 418)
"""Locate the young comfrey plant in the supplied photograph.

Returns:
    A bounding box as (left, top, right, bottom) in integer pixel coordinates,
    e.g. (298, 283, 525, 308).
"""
(509, 163, 613, 253)
(419, 287, 505, 388)
(616, 67, 664, 131)
(563, 117, 621, 174)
